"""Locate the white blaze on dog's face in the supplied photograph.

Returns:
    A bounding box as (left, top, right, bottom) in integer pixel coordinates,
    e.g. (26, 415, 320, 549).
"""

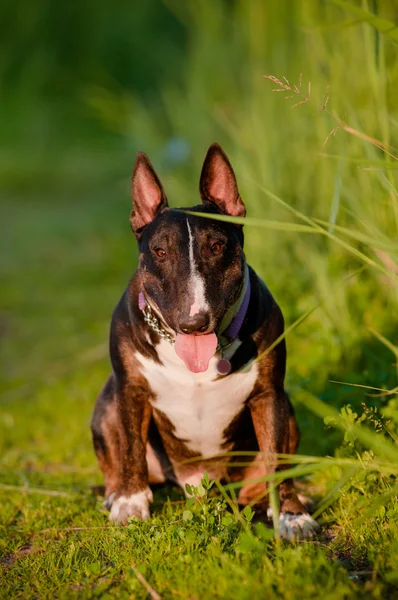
(130, 144, 247, 373)
(186, 218, 209, 318)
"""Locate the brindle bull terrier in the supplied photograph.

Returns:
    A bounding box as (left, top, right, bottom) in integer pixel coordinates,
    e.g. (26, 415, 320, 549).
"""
(91, 143, 319, 539)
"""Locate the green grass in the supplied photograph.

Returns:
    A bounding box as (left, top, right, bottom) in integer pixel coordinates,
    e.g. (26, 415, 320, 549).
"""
(1, 0, 398, 598)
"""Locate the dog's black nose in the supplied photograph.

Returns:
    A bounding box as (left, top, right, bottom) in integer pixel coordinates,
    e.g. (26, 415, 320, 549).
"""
(179, 313, 210, 335)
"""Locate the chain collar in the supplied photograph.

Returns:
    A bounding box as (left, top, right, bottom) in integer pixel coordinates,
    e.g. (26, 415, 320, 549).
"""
(141, 301, 175, 345)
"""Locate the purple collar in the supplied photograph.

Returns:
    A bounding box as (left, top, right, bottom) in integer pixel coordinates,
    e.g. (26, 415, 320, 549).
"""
(221, 276, 251, 342)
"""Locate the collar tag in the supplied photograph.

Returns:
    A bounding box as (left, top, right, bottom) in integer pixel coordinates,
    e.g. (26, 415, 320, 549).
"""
(216, 359, 231, 375)
(216, 337, 243, 376)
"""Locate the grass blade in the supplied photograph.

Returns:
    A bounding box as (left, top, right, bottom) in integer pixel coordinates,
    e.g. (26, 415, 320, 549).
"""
(331, 0, 398, 42)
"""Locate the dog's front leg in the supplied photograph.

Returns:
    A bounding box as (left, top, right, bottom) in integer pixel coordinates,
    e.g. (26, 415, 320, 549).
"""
(248, 388, 319, 539)
(109, 383, 153, 524)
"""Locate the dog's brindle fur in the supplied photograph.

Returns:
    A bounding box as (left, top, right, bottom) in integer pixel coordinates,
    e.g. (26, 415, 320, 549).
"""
(91, 143, 318, 537)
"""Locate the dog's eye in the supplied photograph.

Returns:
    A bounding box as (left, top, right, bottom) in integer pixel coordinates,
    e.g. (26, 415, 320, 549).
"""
(155, 248, 166, 258)
(211, 242, 224, 254)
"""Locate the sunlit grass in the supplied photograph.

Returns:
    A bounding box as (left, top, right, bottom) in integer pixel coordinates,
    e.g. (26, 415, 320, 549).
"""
(1, 0, 398, 597)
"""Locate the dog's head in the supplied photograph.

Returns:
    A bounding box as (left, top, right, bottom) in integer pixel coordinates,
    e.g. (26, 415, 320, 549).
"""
(130, 143, 247, 372)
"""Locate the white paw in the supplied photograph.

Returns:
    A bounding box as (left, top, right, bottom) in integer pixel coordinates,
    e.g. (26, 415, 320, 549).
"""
(109, 488, 153, 524)
(267, 509, 319, 540)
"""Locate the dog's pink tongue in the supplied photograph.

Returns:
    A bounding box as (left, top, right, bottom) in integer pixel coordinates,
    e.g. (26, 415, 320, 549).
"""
(175, 333, 218, 373)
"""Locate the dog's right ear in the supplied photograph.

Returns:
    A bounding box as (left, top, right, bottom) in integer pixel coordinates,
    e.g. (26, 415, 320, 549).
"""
(130, 152, 168, 238)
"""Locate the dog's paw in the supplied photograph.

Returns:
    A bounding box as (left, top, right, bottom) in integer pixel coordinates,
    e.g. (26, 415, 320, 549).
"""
(267, 509, 319, 540)
(103, 492, 116, 511)
(279, 513, 319, 540)
(297, 493, 316, 514)
(109, 488, 153, 524)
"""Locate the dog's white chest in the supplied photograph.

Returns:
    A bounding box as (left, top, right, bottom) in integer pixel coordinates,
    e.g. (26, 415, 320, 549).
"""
(136, 339, 258, 457)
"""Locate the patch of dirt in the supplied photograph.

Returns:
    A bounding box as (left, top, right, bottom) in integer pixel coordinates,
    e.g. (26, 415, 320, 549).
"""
(1, 544, 38, 567)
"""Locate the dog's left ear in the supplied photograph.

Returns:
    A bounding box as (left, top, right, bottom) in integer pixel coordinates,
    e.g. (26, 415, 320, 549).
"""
(199, 143, 246, 218)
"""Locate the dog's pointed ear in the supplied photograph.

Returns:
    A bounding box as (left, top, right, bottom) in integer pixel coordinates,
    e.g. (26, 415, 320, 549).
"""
(199, 143, 246, 218)
(130, 152, 168, 238)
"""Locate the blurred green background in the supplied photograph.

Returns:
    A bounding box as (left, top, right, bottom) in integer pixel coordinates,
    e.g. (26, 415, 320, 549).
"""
(1, 0, 397, 465)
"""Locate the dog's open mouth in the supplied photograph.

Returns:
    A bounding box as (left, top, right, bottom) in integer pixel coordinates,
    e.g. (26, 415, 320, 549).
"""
(175, 332, 218, 373)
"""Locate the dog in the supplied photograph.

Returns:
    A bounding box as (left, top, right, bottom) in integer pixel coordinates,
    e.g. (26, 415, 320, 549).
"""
(91, 143, 319, 539)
